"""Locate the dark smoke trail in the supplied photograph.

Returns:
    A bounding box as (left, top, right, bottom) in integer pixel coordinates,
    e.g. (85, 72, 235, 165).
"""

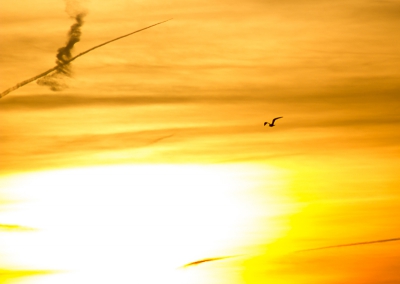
(37, 13, 85, 91)
(297, 237, 400, 252)
(57, 13, 85, 72)
(0, 19, 172, 99)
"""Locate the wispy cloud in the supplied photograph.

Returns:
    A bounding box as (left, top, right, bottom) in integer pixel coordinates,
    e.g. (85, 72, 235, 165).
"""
(0, 269, 54, 283)
(0, 224, 36, 231)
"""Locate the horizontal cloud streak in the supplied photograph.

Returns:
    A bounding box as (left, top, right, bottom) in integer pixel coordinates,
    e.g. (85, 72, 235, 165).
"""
(298, 237, 400, 252)
(0, 269, 54, 283)
(0, 224, 36, 231)
(2, 80, 400, 109)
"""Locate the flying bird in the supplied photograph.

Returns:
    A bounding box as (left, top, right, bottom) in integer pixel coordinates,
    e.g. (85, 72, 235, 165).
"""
(264, 117, 283, 127)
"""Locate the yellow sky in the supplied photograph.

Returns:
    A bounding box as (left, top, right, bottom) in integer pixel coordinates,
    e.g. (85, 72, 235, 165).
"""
(1, 0, 400, 283)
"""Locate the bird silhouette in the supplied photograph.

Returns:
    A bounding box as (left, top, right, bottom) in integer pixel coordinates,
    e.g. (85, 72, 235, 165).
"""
(264, 117, 283, 127)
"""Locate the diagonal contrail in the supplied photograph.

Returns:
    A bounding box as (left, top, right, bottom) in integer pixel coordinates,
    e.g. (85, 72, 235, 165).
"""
(297, 237, 400, 252)
(0, 19, 172, 99)
(178, 238, 400, 269)
(180, 255, 240, 268)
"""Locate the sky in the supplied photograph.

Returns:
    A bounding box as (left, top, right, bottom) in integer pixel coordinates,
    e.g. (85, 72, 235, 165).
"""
(1, 0, 400, 283)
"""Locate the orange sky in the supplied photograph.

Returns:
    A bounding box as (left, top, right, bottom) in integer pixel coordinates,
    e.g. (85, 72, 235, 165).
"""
(1, 0, 400, 283)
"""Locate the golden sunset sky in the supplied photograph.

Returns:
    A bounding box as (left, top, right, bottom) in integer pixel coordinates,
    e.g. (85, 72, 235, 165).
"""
(1, 0, 400, 283)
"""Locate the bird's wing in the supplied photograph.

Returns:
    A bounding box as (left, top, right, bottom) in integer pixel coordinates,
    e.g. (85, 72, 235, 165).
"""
(272, 117, 283, 123)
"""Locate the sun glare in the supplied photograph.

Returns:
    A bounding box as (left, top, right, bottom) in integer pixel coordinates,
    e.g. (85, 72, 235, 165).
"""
(0, 164, 292, 284)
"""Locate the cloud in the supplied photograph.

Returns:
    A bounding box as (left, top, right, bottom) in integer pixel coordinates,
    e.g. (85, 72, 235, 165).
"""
(23, 131, 175, 155)
(0, 269, 54, 283)
(0, 224, 36, 231)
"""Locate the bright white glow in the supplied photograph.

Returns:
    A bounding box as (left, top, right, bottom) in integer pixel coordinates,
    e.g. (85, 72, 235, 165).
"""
(0, 164, 292, 284)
